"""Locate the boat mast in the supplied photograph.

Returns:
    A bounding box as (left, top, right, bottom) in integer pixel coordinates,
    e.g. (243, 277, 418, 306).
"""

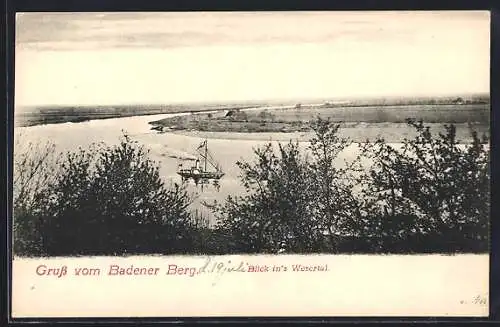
(204, 139, 208, 172)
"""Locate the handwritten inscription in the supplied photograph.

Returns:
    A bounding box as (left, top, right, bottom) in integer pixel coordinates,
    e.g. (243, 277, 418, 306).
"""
(460, 294, 488, 306)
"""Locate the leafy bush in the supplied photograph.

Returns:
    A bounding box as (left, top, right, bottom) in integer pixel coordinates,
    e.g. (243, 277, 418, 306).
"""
(13, 133, 62, 256)
(212, 118, 490, 254)
(14, 134, 196, 256)
(212, 141, 316, 253)
(359, 120, 489, 253)
(212, 117, 366, 254)
(306, 118, 367, 251)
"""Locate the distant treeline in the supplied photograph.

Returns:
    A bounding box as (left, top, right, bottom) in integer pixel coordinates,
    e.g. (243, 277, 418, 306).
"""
(319, 94, 489, 107)
(13, 117, 489, 257)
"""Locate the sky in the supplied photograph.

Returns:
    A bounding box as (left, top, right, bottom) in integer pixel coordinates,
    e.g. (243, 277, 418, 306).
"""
(15, 11, 490, 107)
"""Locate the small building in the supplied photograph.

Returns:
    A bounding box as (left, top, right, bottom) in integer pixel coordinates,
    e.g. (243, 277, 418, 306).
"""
(224, 110, 248, 121)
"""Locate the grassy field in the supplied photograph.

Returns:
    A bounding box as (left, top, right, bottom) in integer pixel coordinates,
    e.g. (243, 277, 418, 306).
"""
(151, 103, 490, 134)
(171, 123, 490, 144)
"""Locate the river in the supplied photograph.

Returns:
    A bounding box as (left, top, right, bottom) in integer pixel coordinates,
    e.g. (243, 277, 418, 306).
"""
(13, 109, 485, 226)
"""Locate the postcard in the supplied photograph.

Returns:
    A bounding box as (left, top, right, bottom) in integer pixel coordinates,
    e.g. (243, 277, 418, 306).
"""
(11, 11, 490, 318)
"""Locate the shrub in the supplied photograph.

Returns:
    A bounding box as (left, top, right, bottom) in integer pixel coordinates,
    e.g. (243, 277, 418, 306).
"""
(13, 133, 62, 256)
(14, 133, 196, 256)
(212, 117, 365, 254)
(212, 141, 321, 254)
(212, 118, 490, 254)
(307, 117, 367, 251)
(360, 120, 489, 253)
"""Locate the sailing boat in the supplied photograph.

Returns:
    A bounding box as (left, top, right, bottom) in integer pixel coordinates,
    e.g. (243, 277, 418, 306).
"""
(176, 139, 225, 187)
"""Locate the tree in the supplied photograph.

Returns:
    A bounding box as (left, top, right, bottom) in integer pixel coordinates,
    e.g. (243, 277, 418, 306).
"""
(212, 141, 320, 254)
(13, 132, 62, 256)
(360, 120, 489, 252)
(15, 133, 196, 256)
(307, 117, 366, 251)
(213, 117, 490, 254)
(212, 117, 366, 254)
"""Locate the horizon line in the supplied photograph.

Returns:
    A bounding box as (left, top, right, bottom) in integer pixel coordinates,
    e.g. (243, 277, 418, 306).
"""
(15, 92, 490, 109)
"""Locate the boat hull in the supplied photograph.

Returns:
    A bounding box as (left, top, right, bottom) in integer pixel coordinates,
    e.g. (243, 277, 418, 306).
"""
(177, 170, 225, 181)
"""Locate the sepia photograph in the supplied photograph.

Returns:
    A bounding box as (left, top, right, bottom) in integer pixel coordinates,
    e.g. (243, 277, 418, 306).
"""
(11, 11, 490, 318)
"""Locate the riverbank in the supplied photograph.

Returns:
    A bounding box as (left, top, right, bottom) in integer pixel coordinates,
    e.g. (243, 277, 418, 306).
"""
(163, 122, 489, 143)
(149, 103, 490, 139)
(14, 103, 263, 127)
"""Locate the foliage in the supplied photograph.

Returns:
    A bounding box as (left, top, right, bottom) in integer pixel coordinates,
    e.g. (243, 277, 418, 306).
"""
(212, 141, 317, 253)
(359, 119, 489, 252)
(213, 117, 490, 254)
(306, 118, 367, 251)
(13, 117, 490, 256)
(14, 133, 196, 256)
(212, 117, 369, 254)
(13, 132, 62, 256)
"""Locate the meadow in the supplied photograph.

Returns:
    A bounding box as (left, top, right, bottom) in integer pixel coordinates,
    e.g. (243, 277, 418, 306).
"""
(151, 103, 490, 136)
